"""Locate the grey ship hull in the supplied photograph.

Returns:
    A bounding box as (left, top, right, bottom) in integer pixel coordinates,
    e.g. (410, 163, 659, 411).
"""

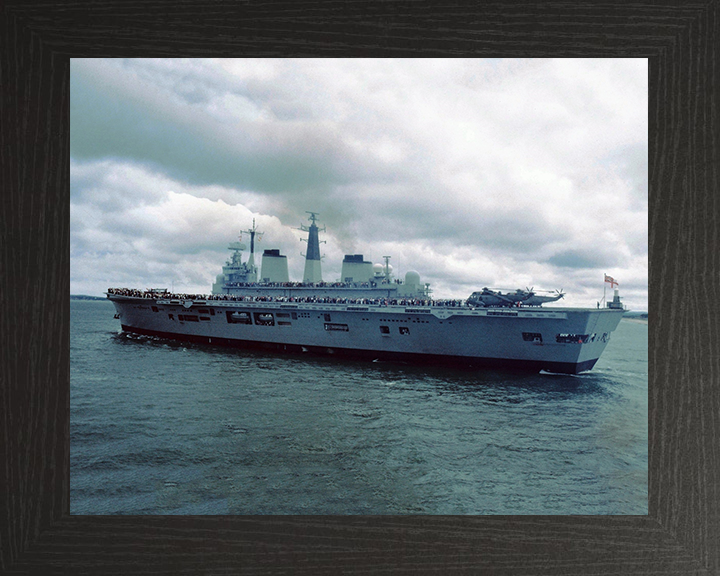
(108, 295, 624, 374)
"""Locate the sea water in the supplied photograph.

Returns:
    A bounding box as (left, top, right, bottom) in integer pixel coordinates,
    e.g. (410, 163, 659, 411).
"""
(70, 299, 648, 515)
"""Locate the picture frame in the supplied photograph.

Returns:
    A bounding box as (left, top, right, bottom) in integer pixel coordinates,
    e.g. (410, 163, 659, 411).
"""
(2, 2, 715, 573)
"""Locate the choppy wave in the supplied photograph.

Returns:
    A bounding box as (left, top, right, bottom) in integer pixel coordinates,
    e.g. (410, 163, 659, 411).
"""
(71, 299, 647, 515)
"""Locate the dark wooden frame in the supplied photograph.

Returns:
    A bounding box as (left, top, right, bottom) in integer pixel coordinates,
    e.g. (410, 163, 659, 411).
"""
(1, 2, 717, 574)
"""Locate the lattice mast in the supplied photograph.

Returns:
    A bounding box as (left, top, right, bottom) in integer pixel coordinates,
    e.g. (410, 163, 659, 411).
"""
(242, 218, 263, 272)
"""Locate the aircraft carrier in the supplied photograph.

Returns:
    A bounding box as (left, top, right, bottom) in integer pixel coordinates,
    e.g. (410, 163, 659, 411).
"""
(107, 213, 625, 374)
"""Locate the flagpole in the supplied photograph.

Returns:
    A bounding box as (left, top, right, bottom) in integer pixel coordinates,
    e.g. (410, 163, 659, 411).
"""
(602, 274, 606, 306)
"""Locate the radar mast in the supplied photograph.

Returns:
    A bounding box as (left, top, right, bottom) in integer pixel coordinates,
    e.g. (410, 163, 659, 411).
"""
(298, 211, 325, 283)
(241, 218, 263, 271)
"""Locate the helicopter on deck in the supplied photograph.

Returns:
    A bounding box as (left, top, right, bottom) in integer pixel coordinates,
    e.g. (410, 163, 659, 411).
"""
(466, 287, 564, 308)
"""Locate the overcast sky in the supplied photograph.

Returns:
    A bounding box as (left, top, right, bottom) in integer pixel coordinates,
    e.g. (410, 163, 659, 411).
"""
(71, 58, 647, 310)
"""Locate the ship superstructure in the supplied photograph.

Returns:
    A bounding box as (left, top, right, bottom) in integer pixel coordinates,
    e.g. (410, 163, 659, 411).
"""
(211, 214, 429, 300)
(108, 213, 625, 374)
(211, 219, 261, 292)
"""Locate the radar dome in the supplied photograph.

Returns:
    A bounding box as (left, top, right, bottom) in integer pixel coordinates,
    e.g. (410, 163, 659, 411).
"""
(373, 263, 384, 275)
(404, 271, 420, 286)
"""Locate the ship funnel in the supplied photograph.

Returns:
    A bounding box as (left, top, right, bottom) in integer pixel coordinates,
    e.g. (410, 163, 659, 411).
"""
(341, 254, 373, 283)
(260, 249, 289, 283)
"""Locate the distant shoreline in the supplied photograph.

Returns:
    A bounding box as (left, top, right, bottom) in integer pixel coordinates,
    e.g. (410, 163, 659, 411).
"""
(623, 317, 648, 324)
(70, 295, 105, 300)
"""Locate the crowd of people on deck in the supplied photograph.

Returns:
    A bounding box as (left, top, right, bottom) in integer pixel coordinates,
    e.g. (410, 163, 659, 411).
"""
(224, 279, 400, 289)
(107, 287, 468, 308)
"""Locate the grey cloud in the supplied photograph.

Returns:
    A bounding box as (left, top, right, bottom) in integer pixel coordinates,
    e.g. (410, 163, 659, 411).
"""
(71, 69, 402, 203)
(603, 143, 648, 209)
(119, 59, 235, 106)
(174, 82, 213, 105)
(70, 162, 169, 212)
(348, 195, 570, 258)
(70, 59, 647, 309)
(548, 249, 615, 269)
